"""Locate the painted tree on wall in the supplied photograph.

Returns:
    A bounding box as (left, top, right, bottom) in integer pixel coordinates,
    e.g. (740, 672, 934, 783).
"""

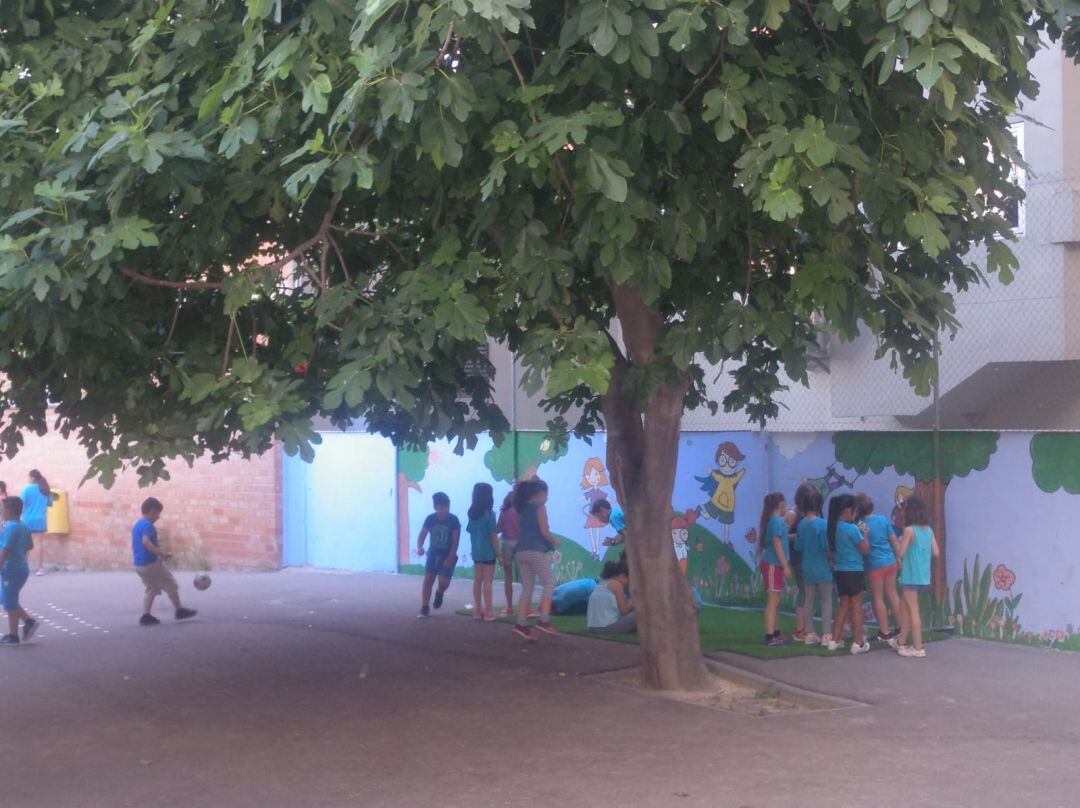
(484, 433, 567, 483)
(1030, 433, 1080, 495)
(832, 432, 998, 600)
(2, 1, 1070, 689)
(396, 448, 430, 565)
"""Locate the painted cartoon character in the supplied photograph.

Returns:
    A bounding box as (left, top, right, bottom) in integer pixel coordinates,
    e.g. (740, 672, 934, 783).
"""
(804, 465, 854, 501)
(580, 457, 611, 560)
(695, 442, 746, 545)
(670, 513, 691, 576)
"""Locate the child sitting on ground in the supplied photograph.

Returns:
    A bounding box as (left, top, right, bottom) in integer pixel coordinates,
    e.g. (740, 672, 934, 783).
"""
(0, 497, 38, 644)
(587, 560, 636, 633)
(133, 497, 197, 626)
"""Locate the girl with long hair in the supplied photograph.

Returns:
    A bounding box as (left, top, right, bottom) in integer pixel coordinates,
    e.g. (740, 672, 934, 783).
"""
(758, 491, 791, 646)
(466, 483, 499, 621)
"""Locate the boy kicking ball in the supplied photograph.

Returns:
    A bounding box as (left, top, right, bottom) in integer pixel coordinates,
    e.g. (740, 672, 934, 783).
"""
(0, 497, 38, 645)
(133, 497, 197, 626)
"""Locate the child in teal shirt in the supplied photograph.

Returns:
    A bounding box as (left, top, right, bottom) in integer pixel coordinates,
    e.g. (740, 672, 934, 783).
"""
(794, 489, 832, 645)
(0, 497, 38, 644)
(895, 495, 940, 658)
(466, 483, 499, 621)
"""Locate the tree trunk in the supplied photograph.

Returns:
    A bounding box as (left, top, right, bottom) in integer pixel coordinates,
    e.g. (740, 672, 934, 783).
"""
(913, 478, 947, 602)
(602, 284, 707, 691)
(396, 475, 421, 566)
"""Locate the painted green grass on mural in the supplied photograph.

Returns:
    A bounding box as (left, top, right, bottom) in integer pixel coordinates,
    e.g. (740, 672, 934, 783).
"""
(455, 605, 951, 660)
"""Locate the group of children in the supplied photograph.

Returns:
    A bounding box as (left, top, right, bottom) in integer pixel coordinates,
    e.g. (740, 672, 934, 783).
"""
(416, 478, 565, 641)
(0, 485, 198, 646)
(758, 483, 940, 657)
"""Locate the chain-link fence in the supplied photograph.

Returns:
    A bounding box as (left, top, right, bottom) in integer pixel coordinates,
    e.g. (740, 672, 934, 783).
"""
(678, 170, 1080, 434)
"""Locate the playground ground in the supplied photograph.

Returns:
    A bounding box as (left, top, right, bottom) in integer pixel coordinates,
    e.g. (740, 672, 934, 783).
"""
(7, 569, 1078, 807)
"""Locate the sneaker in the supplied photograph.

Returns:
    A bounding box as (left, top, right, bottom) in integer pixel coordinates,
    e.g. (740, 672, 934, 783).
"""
(433, 589, 445, 610)
(472, 610, 484, 621)
(803, 632, 821, 645)
(888, 628, 902, 639)
(535, 621, 560, 636)
(850, 641, 871, 655)
(898, 645, 926, 658)
(175, 607, 197, 620)
(512, 624, 536, 641)
(767, 634, 791, 647)
(21, 618, 38, 642)
(483, 611, 498, 622)
(820, 634, 835, 646)
(35, 568, 45, 577)
(0, 634, 18, 645)
(826, 638, 845, 651)
(887, 636, 899, 650)
(417, 606, 430, 618)
(792, 628, 807, 641)
(502, 607, 515, 617)
(872, 631, 892, 643)
(527, 609, 541, 619)
(139, 614, 161, 626)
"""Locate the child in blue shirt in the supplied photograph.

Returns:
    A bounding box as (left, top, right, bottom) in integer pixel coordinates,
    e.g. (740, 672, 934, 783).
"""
(855, 493, 902, 644)
(895, 496, 941, 658)
(794, 489, 832, 646)
(466, 483, 499, 621)
(133, 497, 197, 626)
(591, 500, 627, 548)
(0, 497, 38, 645)
(416, 492, 461, 618)
(827, 494, 870, 654)
(758, 492, 792, 646)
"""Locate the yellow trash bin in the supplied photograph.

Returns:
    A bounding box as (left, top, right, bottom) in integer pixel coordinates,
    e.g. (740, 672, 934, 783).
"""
(46, 489, 70, 535)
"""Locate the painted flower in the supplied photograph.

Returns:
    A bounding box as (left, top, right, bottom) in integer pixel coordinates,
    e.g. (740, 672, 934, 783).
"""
(293, 361, 309, 376)
(716, 556, 730, 577)
(1056, 630, 1066, 641)
(993, 564, 1016, 591)
(696, 541, 704, 553)
(988, 618, 997, 629)
(552, 551, 562, 564)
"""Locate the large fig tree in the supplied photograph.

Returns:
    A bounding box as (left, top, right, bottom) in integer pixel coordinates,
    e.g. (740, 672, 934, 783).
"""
(0, 0, 1073, 688)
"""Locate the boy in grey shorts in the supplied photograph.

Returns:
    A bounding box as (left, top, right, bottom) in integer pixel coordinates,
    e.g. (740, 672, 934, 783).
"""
(132, 497, 197, 626)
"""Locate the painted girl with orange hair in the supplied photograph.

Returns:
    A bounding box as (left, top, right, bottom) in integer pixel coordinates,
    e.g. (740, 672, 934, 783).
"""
(580, 457, 610, 560)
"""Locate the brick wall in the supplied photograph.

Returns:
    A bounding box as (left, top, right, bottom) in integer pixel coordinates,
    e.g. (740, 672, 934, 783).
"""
(1, 430, 282, 571)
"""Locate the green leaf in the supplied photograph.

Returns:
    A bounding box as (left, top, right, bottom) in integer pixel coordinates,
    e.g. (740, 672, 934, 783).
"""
(762, 187, 803, 221)
(283, 158, 331, 200)
(906, 43, 963, 90)
(793, 117, 837, 167)
(763, 0, 790, 29)
(986, 241, 1018, 284)
(901, 4, 933, 38)
(302, 73, 333, 114)
(904, 210, 948, 257)
(952, 27, 1001, 66)
(585, 151, 629, 202)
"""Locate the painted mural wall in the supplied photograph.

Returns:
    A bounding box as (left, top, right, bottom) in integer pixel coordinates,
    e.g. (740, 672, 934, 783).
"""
(383, 430, 1080, 648)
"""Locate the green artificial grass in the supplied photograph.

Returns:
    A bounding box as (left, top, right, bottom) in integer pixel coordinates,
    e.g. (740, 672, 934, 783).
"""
(457, 604, 951, 660)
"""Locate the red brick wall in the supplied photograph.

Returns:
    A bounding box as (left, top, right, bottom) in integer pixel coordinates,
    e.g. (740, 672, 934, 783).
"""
(1, 430, 282, 571)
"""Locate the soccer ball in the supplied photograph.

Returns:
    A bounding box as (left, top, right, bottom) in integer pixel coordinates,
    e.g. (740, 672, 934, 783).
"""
(193, 573, 212, 591)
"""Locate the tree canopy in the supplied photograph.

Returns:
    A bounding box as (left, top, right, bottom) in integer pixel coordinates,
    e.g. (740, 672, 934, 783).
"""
(483, 432, 567, 483)
(0, 0, 1071, 486)
(1030, 433, 1080, 495)
(833, 431, 999, 483)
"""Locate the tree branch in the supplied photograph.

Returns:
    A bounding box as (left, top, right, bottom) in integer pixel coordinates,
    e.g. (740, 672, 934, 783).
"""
(121, 267, 222, 290)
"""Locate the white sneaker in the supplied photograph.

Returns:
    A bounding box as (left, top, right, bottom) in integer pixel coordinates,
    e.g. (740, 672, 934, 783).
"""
(826, 639, 845, 651)
(887, 636, 899, 650)
(804, 632, 821, 645)
(898, 646, 926, 658)
(850, 641, 871, 656)
(821, 634, 835, 647)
